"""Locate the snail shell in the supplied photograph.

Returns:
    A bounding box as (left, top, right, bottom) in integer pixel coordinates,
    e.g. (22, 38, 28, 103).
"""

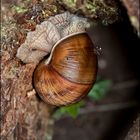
(16, 12, 97, 106)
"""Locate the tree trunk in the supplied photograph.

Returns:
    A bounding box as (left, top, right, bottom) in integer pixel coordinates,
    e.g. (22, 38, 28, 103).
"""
(122, 0, 139, 36)
(1, 0, 56, 139)
(1, 0, 139, 139)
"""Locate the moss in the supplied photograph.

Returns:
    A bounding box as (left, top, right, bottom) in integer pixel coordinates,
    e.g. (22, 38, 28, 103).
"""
(63, 0, 77, 8)
(130, 16, 139, 36)
(1, 1, 61, 58)
(7, 64, 20, 79)
(1, 22, 19, 52)
(12, 5, 28, 13)
(58, 0, 119, 24)
(122, 0, 139, 37)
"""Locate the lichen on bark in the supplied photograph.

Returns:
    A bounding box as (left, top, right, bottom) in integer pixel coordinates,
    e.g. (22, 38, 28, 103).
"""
(1, 0, 139, 139)
(1, 0, 58, 139)
(57, 0, 119, 24)
(122, 0, 140, 36)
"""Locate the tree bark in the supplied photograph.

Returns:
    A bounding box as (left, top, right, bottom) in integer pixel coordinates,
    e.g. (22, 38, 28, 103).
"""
(1, 0, 139, 139)
(1, 0, 56, 139)
(122, 0, 140, 36)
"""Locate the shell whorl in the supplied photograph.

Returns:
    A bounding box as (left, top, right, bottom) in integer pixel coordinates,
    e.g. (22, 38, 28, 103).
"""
(34, 33, 97, 106)
(16, 12, 90, 64)
(16, 12, 97, 106)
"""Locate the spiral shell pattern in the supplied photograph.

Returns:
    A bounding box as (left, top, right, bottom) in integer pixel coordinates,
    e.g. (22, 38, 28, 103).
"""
(34, 33, 97, 106)
(16, 12, 97, 106)
(16, 12, 89, 64)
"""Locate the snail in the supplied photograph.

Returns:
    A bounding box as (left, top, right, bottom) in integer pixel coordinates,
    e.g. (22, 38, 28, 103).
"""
(16, 12, 97, 106)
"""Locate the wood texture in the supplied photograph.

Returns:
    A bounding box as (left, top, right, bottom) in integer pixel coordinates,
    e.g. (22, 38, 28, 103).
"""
(122, 0, 139, 36)
(1, 1, 58, 139)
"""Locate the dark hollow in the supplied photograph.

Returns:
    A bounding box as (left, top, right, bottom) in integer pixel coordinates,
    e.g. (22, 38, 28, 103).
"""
(53, 5, 140, 140)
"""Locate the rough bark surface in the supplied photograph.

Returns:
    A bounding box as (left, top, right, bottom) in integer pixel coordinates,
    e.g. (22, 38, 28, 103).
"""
(1, 54, 53, 139)
(125, 115, 140, 140)
(57, 0, 119, 24)
(1, 0, 57, 139)
(1, 0, 139, 140)
(122, 0, 140, 36)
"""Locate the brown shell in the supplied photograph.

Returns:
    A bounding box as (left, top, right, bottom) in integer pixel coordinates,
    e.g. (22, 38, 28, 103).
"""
(33, 33, 97, 106)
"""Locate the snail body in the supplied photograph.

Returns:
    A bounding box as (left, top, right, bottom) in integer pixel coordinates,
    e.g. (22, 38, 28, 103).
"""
(16, 12, 97, 106)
